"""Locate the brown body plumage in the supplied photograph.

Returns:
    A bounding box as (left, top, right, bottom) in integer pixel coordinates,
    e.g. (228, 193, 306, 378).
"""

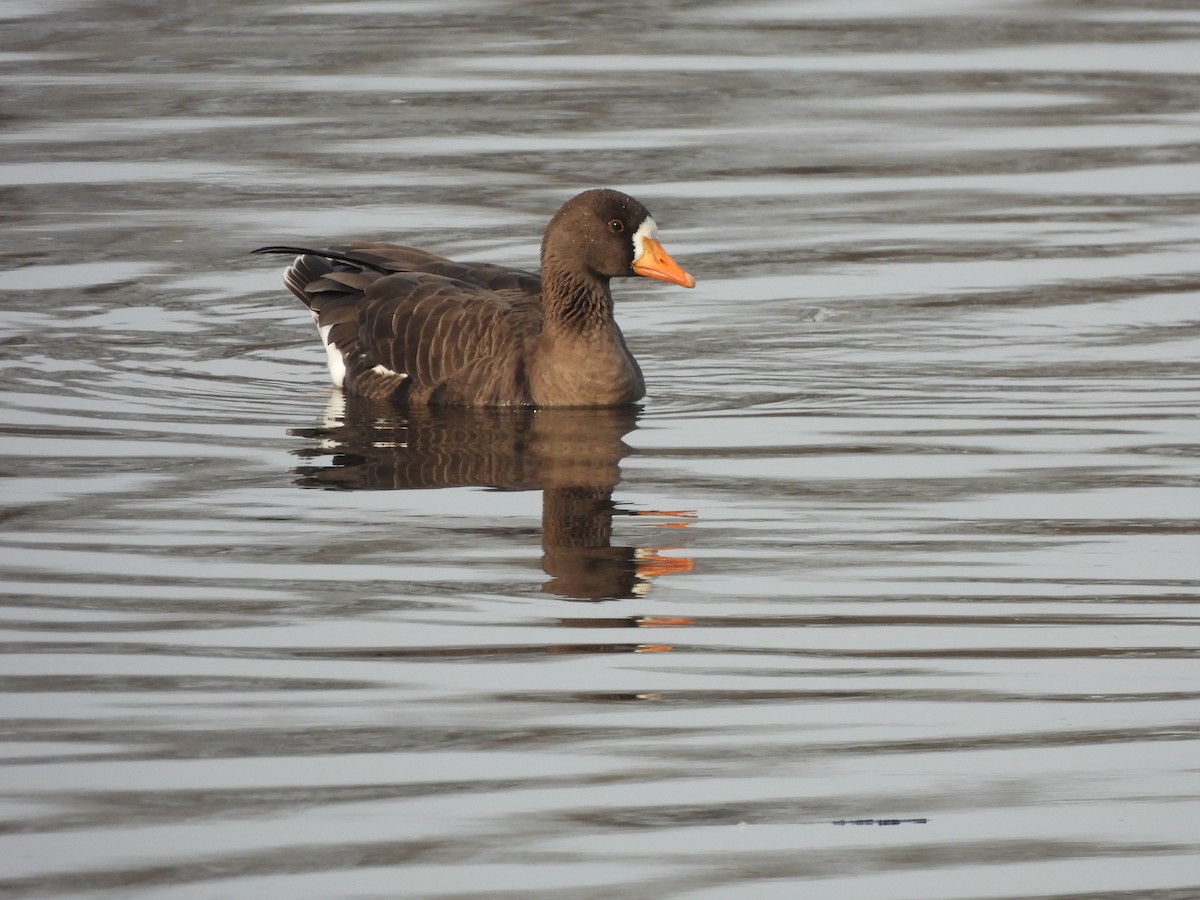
(255, 189, 694, 407)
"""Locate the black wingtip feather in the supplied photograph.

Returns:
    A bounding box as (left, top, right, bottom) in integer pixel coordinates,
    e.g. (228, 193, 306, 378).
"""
(252, 245, 393, 275)
(252, 245, 320, 258)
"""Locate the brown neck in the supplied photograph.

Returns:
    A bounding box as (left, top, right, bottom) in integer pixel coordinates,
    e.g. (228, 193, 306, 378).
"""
(540, 263, 615, 333)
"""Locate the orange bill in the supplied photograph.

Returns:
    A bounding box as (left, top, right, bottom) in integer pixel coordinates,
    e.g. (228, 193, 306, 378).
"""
(633, 237, 696, 288)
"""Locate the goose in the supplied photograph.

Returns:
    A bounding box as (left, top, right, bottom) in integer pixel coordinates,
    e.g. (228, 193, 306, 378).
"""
(254, 188, 694, 407)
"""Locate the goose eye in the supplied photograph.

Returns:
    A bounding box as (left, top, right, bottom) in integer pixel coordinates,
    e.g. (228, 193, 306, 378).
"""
(608, 219, 624, 233)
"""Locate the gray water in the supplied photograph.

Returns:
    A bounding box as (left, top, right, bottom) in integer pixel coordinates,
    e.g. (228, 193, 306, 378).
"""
(3, 0, 1200, 897)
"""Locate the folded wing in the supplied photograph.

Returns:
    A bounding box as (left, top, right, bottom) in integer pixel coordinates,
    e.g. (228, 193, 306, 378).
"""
(260, 244, 545, 405)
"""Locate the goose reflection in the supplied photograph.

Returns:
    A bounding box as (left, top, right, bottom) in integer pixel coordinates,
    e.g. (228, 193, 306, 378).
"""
(288, 398, 692, 601)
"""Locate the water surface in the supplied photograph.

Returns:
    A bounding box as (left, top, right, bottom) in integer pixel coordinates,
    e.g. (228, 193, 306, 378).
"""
(2, 0, 1200, 897)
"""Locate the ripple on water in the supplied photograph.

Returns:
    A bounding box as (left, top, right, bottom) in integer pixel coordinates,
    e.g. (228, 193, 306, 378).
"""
(2, 0, 1200, 897)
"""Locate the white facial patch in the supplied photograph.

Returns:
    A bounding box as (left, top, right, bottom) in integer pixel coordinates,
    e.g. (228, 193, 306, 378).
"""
(631, 216, 658, 263)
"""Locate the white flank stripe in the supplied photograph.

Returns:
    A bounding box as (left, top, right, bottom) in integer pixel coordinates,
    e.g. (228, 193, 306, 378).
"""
(371, 363, 406, 378)
(317, 323, 346, 388)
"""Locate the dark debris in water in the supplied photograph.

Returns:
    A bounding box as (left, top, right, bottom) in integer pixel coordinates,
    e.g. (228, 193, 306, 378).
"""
(831, 817, 929, 826)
